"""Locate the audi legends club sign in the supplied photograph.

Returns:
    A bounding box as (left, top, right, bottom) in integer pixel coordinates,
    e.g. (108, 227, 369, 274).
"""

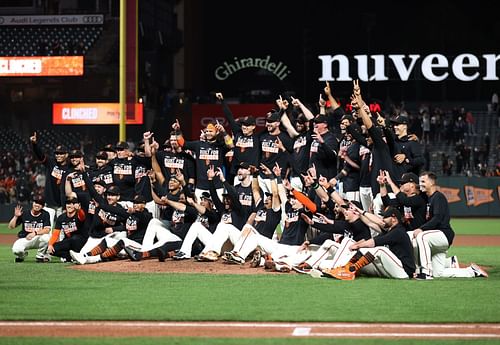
(53, 103, 144, 125)
(0, 14, 104, 26)
(0, 56, 84, 77)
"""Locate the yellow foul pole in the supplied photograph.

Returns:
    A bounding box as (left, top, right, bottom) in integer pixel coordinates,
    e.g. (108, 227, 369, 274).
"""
(119, 0, 127, 142)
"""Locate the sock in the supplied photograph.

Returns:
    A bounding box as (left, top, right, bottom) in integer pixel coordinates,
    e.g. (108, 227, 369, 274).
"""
(350, 252, 375, 272)
(348, 251, 364, 265)
(88, 239, 107, 256)
(101, 240, 125, 261)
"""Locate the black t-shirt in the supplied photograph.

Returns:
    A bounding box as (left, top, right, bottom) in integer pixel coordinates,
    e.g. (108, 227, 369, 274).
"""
(374, 224, 416, 278)
(258, 131, 293, 178)
(195, 208, 221, 234)
(367, 126, 396, 195)
(89, 164, 114, 188)
(54, 211, 86, 239)
(184, 140, 228, 190)
(32, 142, 68, 207)
(16, 209, 51, 238)
(420, 191, 455, 245)
(253, 200, 281, 239)
(156, 149, 196, 183)
(290, 131, 312, 177)
(309, 130, 339, 180)
(125, 209, 153, 243)
(279, 202, 307, 245)
(171, 205, 198, 240)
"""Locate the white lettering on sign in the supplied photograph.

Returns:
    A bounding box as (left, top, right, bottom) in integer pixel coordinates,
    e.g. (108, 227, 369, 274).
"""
(215, 55, 291, 81)
(61, 107, 98, 120)
(318, 53, 500, 82)
(0, 59, 42, 74)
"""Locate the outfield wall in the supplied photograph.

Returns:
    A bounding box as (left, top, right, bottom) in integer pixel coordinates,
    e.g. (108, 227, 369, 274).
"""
(439, 177, 500, 217)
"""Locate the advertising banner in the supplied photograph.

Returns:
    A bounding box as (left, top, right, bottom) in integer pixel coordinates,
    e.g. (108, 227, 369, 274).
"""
(53, 103, 143, 125)
(0, 56, 84, 77)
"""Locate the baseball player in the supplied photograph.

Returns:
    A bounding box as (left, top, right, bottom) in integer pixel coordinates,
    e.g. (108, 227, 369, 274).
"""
(70, 194, 153, 265)
(323, 207, 416, 280)
(30, 132, 69, 228)
(413, 171, 488, 279)
(8, 194, 51, 262)
(47, 197, 87, 262)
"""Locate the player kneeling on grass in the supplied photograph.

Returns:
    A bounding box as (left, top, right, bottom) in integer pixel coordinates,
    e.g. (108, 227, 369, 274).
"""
(8, 195, 52, 263)
(70, 194, 153, 265)
(322, 207, 416, 280)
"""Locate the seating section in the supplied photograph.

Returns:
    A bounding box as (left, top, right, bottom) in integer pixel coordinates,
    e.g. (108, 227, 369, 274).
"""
(0, 25, 103, 56)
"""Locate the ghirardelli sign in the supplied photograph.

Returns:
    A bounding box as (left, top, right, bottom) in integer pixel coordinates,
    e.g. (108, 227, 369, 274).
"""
(318, 53, 500, 82)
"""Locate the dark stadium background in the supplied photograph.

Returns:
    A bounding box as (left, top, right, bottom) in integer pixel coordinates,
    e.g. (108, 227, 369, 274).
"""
(0, 0, 498, 142)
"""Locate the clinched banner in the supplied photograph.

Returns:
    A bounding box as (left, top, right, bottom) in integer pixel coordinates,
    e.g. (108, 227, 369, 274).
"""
(439, 187, 461, 203)
(464, 185, 494, 207)
(53, 103, 143, 125)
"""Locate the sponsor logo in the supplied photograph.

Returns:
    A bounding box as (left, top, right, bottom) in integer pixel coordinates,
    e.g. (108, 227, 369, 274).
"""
(318, 53, 500, 82)
(215, 55, 291, 81)
(82, 15, 103, 24)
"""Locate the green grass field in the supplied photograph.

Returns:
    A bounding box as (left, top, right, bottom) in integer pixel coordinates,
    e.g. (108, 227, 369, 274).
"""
(1, 218, 500, 345)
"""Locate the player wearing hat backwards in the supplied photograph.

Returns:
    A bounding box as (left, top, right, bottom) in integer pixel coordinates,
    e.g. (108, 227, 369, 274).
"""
(29, 131, 69, 228)
(172, 117, 234, 202)
(70, 194, 153, 265)
(323, 206, 416, 280)
(386, 113, 425, 177)
(216, 92, 260, 185)
(47, 197, 87, 262)
(8, 194, 52, 262)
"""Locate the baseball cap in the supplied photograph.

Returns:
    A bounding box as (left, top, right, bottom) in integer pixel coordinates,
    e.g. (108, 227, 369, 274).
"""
(93, 179, 107, 188)
(296, 114, 309, 124)
(65, 197, 79, 205)
(102, 144, 117, 153)
(54, 145, 68, 154)
(400, 172, 419, 185)
(379, 206, 402, 221)
(341, 114, 354, 122)
(238, 162, 250, 169)
(240, 116, 256, 126)
(200, 191, 212, 202)
(133, 195, 147, 204)
(32, 194, 45, 205)
(115, 141, 129, 150)
(106, 185, 121, 195)
(313, 115, 328, 124)
(95, 151, 108, 160)
(390, 115, 409, 125)
(266, 111, 281, 123)
(349, 200, 363, 210)
(264, 192, 273, 198)
(68, 149, 83, 158)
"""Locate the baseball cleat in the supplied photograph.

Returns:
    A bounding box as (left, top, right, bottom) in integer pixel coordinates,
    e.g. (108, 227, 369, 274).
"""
(414, 272, 433, 280)
(224, 251, 245, 265)
(470, 263, 488, 278)
(69, 250, 87, 265)
(172, 251, 190, 260)
(250, 250, 262, 268)
(322, 266, 356, 280)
